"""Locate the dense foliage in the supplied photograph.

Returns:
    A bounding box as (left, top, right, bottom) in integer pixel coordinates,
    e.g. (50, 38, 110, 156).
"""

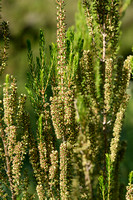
(0, 0, 133, 199)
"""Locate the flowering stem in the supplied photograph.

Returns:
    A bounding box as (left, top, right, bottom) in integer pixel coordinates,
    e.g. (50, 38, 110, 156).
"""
(0, 120, 16, 200)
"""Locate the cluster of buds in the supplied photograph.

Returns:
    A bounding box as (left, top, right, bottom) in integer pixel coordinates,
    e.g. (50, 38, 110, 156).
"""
(110, 94, 129, 163)
(56, 0, 67, 96)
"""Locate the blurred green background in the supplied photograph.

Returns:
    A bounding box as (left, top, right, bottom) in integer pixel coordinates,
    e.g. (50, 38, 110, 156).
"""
(1, 0, 133, 187)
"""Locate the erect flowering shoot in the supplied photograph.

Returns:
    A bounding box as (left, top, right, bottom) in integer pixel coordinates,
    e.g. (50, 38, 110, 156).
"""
(110, 94, 129, 163)
(104, 58, 113, 112)
(60, 141, 68, 199)
(56, 0, 66, 96)
(49, 150, 59, 198)
(112, 56, 132, 120)
(110, 56, 132, 164)
(50, 0, 79, 143)
(50, 95, 65, 140)
(3, 75, 17, 127)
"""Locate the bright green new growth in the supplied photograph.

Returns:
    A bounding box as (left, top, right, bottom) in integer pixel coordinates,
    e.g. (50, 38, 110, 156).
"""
(126, 171, 133, 200)
(0, 0, 133, 199)
(99, 154, 113, 200)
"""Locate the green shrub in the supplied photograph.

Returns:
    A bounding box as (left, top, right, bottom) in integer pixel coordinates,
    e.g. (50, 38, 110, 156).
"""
(0, 0, 133, 199)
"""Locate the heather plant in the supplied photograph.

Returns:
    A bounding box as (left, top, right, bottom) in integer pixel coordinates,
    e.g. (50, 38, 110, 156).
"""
(126, 171, 133, 200)
(0, 0, 133, 200)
